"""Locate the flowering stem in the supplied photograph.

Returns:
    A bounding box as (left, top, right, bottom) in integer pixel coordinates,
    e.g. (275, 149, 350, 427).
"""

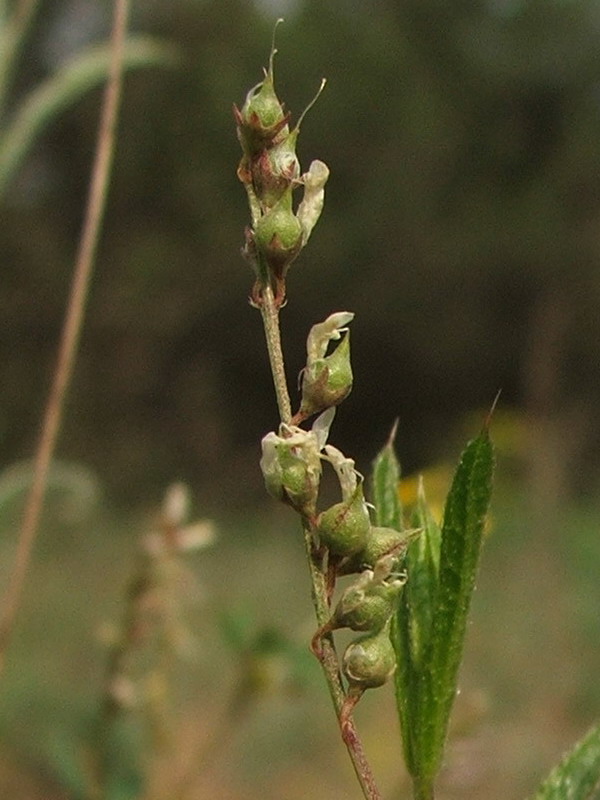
(258, 297, 382, 800)
(259, 284, 292, 425)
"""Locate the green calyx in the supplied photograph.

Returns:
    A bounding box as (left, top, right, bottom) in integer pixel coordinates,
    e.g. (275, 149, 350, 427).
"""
(252, 128, 300, 210)
(343, 622, 397, 690)
(259, 411, 334, 516)
(316, 482, 370, 557)
(260, 426, 325, 515)
(281, 449, 319, 514)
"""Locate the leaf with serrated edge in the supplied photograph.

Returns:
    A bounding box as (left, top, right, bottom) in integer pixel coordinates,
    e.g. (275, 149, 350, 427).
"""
(422, 430, 494, 783)
(531, 724, 600, 800)
(394, 429, 494, 794)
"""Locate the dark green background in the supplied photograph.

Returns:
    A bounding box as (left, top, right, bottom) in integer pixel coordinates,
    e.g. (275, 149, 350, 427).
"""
(3, 0, 600, 509)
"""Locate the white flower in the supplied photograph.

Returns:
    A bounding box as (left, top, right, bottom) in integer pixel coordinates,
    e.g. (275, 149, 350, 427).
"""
(297, 159, 330, 244)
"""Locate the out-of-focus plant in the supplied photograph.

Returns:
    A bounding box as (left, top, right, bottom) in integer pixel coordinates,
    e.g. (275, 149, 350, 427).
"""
(237, 22, 600, 800)
(0, 0, 178, 681)
(0, 0, 178, 198)
(89, 483, 215, 800)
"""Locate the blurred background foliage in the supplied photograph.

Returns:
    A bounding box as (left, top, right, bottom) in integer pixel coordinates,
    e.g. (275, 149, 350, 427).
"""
(1, 0, 600, 798)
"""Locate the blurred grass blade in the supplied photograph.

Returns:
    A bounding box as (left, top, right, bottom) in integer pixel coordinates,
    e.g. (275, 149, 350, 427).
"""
(0, 35, 180, 196)
(0, 0, 40, 120)
(393, 428, 494, 797)
(531, 724, 600, 800)
(371, 419, 403, 530)
(97, 712, 146, 800)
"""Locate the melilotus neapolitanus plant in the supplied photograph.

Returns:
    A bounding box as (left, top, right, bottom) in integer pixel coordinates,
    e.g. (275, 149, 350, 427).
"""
(235, 22, 506, 800)
(234, 24, 417, 799)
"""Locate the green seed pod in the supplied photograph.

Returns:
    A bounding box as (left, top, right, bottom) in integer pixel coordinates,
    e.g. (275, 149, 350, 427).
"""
(332, 569, 404, 633)
(339, 526, 421, 576)
(254, 188, 303, 278)
(233, 33, 290, 157)
(316, 482, 370, 557)
(300, 329, 353, 418)
(342, 623, 396, 690)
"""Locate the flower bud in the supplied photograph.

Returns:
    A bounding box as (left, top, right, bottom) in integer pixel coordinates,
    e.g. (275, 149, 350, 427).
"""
(316, 482, 370, 557)
(332, 567, 405, 633)
(342, 623, 396, 690)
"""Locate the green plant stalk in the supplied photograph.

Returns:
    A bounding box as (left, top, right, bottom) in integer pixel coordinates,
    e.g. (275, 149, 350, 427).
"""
(259, 285, 382, 800)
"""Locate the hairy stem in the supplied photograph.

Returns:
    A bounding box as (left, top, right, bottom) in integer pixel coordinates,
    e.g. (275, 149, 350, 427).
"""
(0, 0, 131, 679)
(258, 291, 381, 800)
(259, 284, 292, 425)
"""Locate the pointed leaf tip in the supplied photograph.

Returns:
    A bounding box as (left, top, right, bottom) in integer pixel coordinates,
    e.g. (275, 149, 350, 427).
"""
(387, 418, 399, 448)
(483, 389, 502, 433)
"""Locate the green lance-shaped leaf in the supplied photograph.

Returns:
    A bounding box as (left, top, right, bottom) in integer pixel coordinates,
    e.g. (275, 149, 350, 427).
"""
(371, 419, 403, 531)
(393, 428, 494, 797)
(405, 479, 441, 667)
(0, 36, 180, 197)
(530, 723, 600, 800)
(393, 476, 442, 782)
